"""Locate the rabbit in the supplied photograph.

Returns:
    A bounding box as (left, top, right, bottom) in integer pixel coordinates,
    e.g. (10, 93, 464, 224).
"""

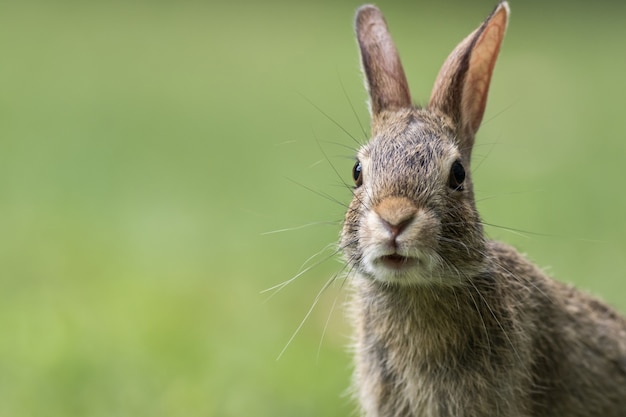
(340, 2, 626, 416)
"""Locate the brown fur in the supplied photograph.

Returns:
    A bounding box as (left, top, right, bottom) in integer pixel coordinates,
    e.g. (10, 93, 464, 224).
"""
(341, 3, 626, 416)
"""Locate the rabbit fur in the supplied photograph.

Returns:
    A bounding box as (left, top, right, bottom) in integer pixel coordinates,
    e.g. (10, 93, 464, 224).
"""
(341, 2, 626, 416)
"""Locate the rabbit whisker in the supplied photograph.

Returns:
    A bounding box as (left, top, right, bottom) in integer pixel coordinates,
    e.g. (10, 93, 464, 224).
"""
(316, 140, 360, 153)
(437, 256, 493, 353)
(337, 69, 369, 141)
(316, 265, 351, 363)
(261, 220, 341, 236)
(314, 136, 353, 191)
(262, 242, 340, 298)
(276, 269, 341, 361)
(298, 92, 362, 147)
(285, 177, 350, 209)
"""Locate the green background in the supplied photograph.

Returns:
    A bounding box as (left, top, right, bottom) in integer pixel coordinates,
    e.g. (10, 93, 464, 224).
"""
(1, 1, 625, 416)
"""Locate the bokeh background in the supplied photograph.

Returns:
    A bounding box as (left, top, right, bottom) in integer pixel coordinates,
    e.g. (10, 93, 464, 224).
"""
(1, 0, 625, 416)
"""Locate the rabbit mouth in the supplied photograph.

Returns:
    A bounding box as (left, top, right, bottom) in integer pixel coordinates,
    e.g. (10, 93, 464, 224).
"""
(378, 254, 419, 270)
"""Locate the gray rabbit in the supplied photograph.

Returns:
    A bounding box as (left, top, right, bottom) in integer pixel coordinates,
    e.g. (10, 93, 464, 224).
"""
(341, 2, 626, 416)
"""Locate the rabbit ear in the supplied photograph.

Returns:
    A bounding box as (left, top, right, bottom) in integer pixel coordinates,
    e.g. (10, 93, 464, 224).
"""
(355, 5, 411, 117)
(429, 2, 509, 149)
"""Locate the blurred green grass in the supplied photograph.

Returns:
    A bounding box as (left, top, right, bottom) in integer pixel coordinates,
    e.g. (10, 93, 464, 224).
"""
(0, 1, 625, 416)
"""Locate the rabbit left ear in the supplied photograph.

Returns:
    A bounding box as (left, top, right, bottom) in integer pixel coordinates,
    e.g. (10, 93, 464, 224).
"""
(355, 5, 411, 118)
(429, 2, 509, 148)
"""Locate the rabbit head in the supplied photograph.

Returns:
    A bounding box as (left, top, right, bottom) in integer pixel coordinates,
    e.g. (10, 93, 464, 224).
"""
(341, 2, 509, 286)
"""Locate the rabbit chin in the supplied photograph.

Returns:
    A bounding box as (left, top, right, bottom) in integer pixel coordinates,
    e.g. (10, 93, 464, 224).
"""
(361, 250, 457, 286)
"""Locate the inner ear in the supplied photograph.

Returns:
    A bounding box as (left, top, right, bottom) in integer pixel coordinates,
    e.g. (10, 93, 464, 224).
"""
(429, 2, 509, 152)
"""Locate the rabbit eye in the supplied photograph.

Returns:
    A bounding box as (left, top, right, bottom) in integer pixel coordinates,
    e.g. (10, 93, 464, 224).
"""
(352, 160, 363, 187)
(448, 160, 465, 191)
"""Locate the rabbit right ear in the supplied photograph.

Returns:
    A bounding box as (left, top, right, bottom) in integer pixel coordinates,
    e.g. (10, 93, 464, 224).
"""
(429, 2, 509, 153)
(355, 5, 411, 119)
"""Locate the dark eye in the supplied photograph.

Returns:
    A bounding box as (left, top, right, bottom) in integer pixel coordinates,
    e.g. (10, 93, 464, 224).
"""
(352, 160, 363, 187)
(448, 160, 465, 191)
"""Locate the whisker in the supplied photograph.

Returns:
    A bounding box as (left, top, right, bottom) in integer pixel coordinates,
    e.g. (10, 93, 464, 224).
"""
(276, 272, 340, 361)
(262, 243, 340, 297)
(285, 177, 349, 209)
(337, 70, 368, 141)
(314, 135, 353, 191)
(308, 159, 325, 169)
(439, 236, 472, 258)
(465, 281, 492, 352)
(480, 221, 549, 239)
(261, 221, 341, 235)
(316, 139, 359, 153)
(490, 257, 555, 306)
(482, 100, 517, 127)
(470, 140, 499, 174)
(466, 277, 525, 364)
(316, 269, 349, 363)
(298, 92, 361, 147)
(475, 189, 542, 203)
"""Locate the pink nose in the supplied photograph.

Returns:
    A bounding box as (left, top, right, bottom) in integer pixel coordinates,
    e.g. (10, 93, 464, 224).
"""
(374, 196, 417, 242)
(379, 215, 414, 240)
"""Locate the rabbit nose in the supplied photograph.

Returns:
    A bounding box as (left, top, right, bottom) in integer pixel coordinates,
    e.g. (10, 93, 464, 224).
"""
(379, 216, 414, 240)
(374, 197, 418, 240)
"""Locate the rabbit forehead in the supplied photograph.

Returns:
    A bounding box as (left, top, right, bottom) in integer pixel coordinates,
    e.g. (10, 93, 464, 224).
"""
(357, 120, 460, 204)
(359, 110, 460, 179)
